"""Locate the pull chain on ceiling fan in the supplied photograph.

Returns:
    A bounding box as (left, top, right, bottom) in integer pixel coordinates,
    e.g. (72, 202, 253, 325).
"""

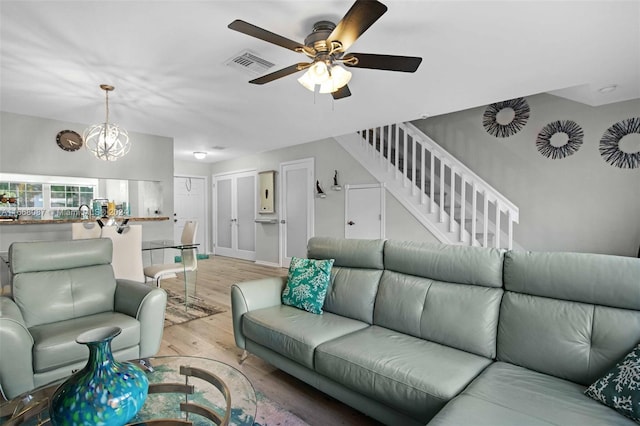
(228, 0, 422, 100)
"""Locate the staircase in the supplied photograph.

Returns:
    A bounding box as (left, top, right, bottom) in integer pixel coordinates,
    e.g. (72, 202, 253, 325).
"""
(334, 122, 520, 250)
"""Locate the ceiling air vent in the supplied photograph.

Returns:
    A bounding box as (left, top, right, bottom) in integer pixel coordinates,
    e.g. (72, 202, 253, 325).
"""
(226, 50, 275, 76)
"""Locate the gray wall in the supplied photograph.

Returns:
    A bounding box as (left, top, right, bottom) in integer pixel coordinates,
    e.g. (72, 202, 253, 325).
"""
(209, 138, 438, 264)
(413, 94, 640, 257)
(0, 111, 174, 250)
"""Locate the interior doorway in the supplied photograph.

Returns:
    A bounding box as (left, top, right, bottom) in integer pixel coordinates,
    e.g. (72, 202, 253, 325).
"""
(213, 170, 256, 261)
(174, 176, 208, 251)
(279, 158, 314, 267)
(344, 183, 385, 239)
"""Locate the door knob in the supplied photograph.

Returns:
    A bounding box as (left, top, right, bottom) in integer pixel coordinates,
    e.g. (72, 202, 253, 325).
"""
(347, 220, 355, 226)
(280, 220, 286, 224)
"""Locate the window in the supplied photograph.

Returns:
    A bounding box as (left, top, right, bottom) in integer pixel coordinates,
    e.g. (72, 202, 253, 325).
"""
(0, 177, 97, 218)
(50, 184, 94, 208)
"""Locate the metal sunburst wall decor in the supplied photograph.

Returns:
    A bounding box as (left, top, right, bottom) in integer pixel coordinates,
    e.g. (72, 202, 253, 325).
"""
(536, 120, 584, 160)
(599, 117, 640, 169)
(482, 98, 530, 138)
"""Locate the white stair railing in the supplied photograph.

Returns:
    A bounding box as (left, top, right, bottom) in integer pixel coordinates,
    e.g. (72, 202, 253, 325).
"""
(336, 122, 519, 249)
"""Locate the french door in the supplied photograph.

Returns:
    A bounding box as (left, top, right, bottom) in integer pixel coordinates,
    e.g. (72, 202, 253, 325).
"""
(214, 171, 256, 260)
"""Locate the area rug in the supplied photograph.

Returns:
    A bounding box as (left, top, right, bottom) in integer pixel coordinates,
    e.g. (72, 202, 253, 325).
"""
(163, 288, 226, 327)
(253, 391, 310, 426)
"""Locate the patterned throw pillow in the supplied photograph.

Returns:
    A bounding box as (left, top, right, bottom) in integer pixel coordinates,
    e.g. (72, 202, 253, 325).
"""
(282, 257, 334, 315)
(584, 343, 640, 423)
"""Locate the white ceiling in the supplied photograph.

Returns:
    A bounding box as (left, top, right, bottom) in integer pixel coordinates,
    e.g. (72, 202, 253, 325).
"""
(1, 1, 638, 163)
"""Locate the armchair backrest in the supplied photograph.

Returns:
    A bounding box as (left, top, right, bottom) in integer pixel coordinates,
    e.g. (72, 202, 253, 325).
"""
(9, 239, 117, 328)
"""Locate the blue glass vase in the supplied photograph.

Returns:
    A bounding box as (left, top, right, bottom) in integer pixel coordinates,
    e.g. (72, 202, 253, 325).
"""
(50, 326, 149, 426)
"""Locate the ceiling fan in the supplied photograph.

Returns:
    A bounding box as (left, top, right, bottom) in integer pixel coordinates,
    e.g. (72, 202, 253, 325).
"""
(228, 0, 422, 100)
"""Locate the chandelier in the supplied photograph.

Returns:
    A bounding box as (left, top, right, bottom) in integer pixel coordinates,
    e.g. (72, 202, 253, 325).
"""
(84, 84, 130, 161)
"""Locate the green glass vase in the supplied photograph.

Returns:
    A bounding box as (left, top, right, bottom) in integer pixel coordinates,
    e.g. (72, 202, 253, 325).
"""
(50, 326, 149, 426)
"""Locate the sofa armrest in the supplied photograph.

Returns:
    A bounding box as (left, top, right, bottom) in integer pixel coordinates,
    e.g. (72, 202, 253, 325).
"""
(0, 296, 35, 399)
(114, 279, 167, 358)
(231, 276, 287, 349)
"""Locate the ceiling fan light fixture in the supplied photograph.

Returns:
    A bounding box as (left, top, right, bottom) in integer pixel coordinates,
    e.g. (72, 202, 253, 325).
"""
(84, 84, 131, 162)
(319, 64, 352, 94)
(298, 61, 331, 91)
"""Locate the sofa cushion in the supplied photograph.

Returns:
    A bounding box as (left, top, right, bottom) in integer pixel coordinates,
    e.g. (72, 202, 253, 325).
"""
(314, 325, 492, 423)
(29, 312, 140, 373)
(498, 291, 640, 386)
(323, 266, 382, 324)
(585, 343, 640, 423)
(242, 305, 368, 369)
(13, 265, 117, 328)
(383, 240, 504, 288)
(374, 270, 503, 358)
(282, 257, 334, 314)
(428, 362, 638, 426)
(10, 238, 112, 274)
(503, 250, 640, 310)
(307, 237, 384, 270)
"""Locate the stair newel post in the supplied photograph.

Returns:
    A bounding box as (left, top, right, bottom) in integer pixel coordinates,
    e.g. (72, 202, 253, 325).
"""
(460, 176, 466, 243)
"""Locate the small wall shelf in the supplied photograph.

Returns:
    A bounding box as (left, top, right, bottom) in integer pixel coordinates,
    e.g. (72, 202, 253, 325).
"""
(254, 218, 278, 224)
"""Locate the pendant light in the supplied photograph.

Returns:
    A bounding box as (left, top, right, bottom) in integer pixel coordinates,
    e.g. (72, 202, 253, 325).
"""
(84, 84, 130, 161)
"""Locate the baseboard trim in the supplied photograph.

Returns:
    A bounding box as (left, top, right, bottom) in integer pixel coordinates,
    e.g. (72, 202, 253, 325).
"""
(254, 260, 282, 268)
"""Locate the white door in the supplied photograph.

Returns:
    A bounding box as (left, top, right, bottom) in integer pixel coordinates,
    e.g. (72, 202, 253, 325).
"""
(280, 158, 314, 267)
(174, 176, 207, 249)
(345, 183, 385, 239)
(214, 171, 256, 260)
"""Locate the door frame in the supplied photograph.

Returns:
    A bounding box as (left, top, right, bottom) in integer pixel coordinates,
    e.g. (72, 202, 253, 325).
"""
(279, 158, 315, 267)
(344, 183, 386, 239)
(212, 169, 257, 259)
(174, 174, 209, 253)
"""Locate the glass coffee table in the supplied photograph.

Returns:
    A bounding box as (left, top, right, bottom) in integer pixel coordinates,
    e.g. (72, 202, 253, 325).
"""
(0, 356, 256, 426)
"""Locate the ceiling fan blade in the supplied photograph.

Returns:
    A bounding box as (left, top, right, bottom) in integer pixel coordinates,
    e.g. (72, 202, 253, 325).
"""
(249, 63, 311, 85)
(327, 0, 388, 52)
(331, 85, 352, 100)
(228, 20, 305, 52)
(343, 53, 422, 72)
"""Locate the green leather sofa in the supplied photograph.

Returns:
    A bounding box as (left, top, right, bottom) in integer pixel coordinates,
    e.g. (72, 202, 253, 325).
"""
(231, 237, 640, 425)
(0, 238, 167, 399)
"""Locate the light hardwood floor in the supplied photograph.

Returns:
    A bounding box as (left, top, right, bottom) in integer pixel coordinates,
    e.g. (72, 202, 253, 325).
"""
(157, 255, 383, 426)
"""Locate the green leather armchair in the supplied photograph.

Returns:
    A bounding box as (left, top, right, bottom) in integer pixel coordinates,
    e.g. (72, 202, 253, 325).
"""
(0, 238, 167, 399)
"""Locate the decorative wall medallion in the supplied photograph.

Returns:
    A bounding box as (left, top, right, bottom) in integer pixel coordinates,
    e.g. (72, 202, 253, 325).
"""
(482, 98, 530, 138)
(599, 117, 640, 169)
(535, 120, 584, 159)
